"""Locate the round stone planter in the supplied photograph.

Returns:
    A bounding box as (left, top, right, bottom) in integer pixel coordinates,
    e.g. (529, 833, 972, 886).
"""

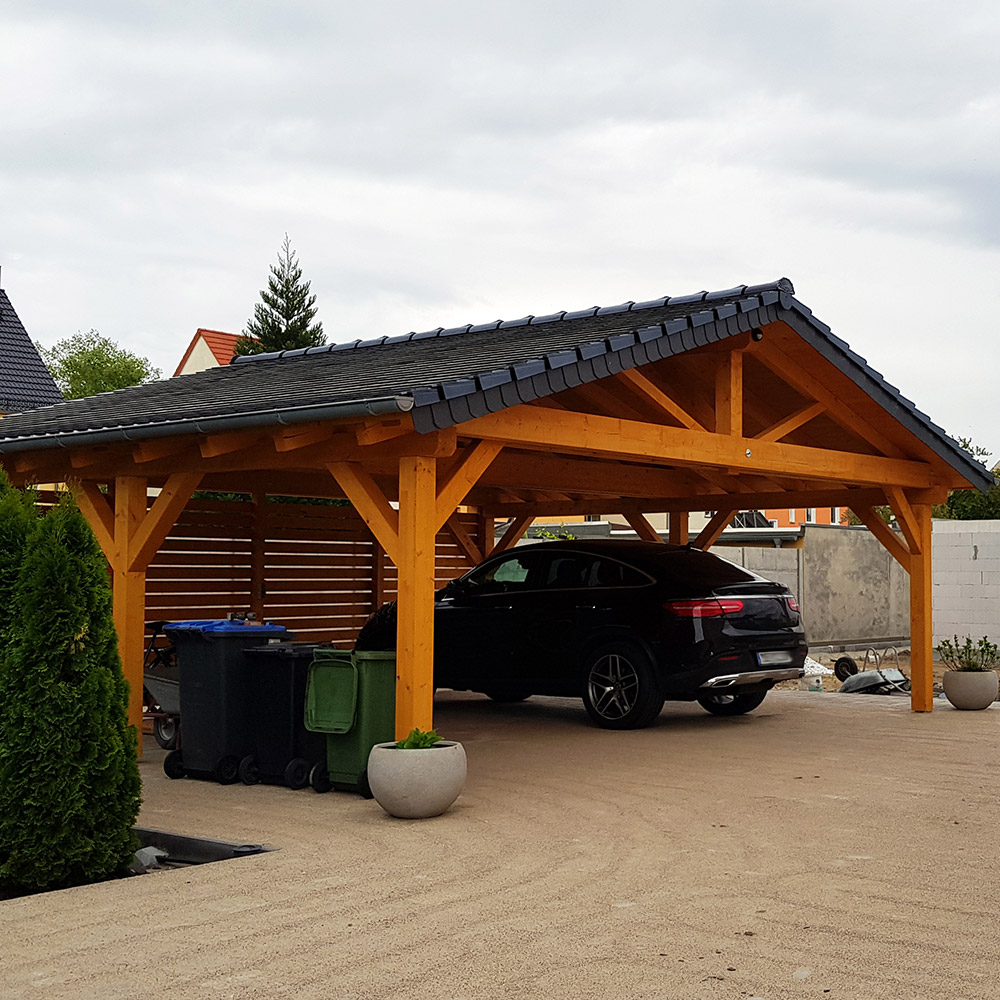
(367, 741, 467, 818)
(942, 670, 999, 711)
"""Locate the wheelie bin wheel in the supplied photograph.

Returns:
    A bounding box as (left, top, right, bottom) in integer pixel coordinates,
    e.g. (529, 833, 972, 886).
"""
(309, 763, 332, 793)
(163, 750, 186, 779)
(283, 757, 310, 789)
(214, 754, 240, 785)
(239, 755, 261, 785)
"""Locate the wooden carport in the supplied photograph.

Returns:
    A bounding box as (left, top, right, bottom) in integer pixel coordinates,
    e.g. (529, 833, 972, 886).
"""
(0, 279, 990, 739)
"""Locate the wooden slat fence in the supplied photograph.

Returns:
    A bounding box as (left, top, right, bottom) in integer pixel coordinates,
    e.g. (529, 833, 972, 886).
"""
(144, 497, 479, 644)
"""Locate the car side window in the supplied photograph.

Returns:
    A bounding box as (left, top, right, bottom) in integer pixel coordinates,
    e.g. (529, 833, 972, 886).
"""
(542, 554, 596, 590)
(464, 553, 536, 594)
(585, 558, 650, 588)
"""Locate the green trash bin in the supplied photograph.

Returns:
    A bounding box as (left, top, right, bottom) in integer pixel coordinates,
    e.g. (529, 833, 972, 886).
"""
(305, 648, 396, 796)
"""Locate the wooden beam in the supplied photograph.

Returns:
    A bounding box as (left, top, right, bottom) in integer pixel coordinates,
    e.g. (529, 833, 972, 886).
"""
(492, 515, 534, 554)
(355, 416, 414, 446)
(616, 368, 705, 430)
(435, 440, 503, 531)
(715, 350, 743, 437)
(461, 408, 939, 490)
(200, 431, 260, 459)
(668, 511, 689, 545)
(71, 481, 115, 561)
(272, 424, 334, 453)
(755, 341, 907, 459)
(370, 537, 387, 611)
(69, 448, 106, 470)
(444, 514, 483, 565)
(908, 503, 934, 712)
(885, 486, 922, 556)
(395, 455, 437, 738)
(622, 512, 663, 543)
(132, 439, 192, 464)
(127, 472, 202, 572)
(851, 505, 911, 573)
(327, 462, 400, 566)
(692, 509, 735, 550)
(755, 402, 826, 443)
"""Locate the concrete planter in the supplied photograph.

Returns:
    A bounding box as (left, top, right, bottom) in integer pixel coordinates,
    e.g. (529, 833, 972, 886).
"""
(942, 670, 999, 711)
(367, 741, 467, 818)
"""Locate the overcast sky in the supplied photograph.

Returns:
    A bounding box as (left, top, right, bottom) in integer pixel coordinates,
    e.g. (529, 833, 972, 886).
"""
(3, 1, 998, 459)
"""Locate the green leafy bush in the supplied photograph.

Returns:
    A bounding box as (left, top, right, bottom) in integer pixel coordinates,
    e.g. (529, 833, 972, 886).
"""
(935, 635, 1000, 672)
(396, 728, 443, 749)
(0, 493, 141, 892)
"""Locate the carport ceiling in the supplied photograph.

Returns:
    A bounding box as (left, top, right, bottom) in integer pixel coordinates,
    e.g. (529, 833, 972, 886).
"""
(0, 277, 989, 508)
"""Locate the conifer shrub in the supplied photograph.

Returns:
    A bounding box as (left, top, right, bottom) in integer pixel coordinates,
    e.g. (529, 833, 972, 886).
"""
(0, 469, 37, 659)
(0, 493, 141, 892)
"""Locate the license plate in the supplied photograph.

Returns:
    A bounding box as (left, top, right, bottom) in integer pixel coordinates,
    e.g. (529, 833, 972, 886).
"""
(758, 650, 794, 665)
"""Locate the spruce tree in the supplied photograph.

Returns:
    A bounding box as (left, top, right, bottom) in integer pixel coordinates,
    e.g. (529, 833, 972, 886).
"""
(233, 234, 325, 356)
(0, 494, 141, 892)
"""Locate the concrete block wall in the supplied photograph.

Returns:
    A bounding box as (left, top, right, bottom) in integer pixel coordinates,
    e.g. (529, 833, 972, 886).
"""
(933, 520, 1000, 644)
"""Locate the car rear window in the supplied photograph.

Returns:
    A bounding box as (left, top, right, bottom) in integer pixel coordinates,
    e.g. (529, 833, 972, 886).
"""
(651, 549, 757, 590)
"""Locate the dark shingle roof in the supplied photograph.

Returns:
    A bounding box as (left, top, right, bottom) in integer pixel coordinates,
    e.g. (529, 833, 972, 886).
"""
(0, 278, 990, 491)
(0, 289, 63, 412)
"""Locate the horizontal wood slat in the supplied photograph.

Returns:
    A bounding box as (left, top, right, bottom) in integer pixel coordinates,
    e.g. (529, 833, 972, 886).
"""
(143, 497, 478, 644)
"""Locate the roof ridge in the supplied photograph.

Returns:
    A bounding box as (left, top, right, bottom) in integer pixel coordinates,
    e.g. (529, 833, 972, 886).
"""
(230, 278, 795, 366)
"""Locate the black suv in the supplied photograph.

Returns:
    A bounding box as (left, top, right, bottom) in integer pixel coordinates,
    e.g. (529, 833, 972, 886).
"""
(356, 539, 807, 729)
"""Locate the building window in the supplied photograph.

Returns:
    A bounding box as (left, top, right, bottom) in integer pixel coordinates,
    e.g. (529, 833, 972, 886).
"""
(830, 507, 840, 524)
(805, 508, 817, 523)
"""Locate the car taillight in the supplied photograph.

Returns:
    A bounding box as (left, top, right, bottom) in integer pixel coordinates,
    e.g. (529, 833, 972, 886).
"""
(665, 598, 744, 618)
(787, 596, 800, 613)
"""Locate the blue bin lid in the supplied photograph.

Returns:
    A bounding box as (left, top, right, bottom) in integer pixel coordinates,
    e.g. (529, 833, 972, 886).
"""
(163, 619, 287, 635)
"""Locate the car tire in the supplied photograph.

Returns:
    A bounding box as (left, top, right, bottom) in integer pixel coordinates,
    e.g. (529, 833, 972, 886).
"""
(582, 641, 664, 730)
(483, 686, 532, 703)
(696, 690, 768, 716)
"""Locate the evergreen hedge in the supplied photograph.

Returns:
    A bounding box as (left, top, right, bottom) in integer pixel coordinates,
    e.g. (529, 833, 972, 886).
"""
(0, 492, 141, 892)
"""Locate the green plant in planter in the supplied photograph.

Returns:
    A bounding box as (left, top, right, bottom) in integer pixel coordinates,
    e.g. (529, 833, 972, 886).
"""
(935, 635, 1000, 672)
(396, 728, 443, 749)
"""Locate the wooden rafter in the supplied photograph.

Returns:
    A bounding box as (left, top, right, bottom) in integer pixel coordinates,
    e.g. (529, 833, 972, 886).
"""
(355, 416, 414, 446)
(755, 402, 826, 443)
(754, 342, 907, 459)
(616, 368, 705, 430)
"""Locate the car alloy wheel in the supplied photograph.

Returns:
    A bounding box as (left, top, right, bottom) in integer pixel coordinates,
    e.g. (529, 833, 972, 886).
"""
(583, 642, 664, 730)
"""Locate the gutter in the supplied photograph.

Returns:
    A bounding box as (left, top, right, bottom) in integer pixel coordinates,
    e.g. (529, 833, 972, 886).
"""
(0, 395, 414, 454)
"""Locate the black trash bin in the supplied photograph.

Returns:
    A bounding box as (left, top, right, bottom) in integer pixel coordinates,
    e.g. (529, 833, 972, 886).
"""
(161, 620, 288, 783)
(240, 642, 332, 790)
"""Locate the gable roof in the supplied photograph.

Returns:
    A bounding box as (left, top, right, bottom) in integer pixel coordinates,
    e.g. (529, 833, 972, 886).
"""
(0, 287, 64, 412)
(173, 329, 241, 376)
(0, 278, 990, 491)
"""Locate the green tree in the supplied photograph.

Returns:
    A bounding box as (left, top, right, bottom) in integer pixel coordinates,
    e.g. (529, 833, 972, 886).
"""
(37, 331, 160, 399)
(0, 493, 141, 893)
(0, 469, 37, 662)
(234, 234, 325, 356)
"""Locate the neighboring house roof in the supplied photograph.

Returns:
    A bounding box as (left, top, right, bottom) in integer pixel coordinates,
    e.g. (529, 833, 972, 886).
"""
(0, 287, 64, 413)
(0, 278, 991, 491)
(173, 329, 241, 376)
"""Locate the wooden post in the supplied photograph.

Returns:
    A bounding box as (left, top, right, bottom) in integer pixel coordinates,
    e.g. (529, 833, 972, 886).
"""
(476, 510, 495, 559)
(250, 491, 266, 621)
(668, 511, 689, 545)
(908, 503, 934, 712)
(112, 477, 149, 738)
(395, 455, 437, 738)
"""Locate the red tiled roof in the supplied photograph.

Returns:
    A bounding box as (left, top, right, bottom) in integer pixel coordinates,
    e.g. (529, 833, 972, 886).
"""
(173, 329, 241, 376)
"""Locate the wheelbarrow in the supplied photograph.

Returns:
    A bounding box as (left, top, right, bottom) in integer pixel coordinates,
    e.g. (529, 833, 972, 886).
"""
(143, 670, 181, 750)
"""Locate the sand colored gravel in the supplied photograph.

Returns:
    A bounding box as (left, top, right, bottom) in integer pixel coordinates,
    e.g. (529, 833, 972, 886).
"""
(2, 689, 999, 999)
